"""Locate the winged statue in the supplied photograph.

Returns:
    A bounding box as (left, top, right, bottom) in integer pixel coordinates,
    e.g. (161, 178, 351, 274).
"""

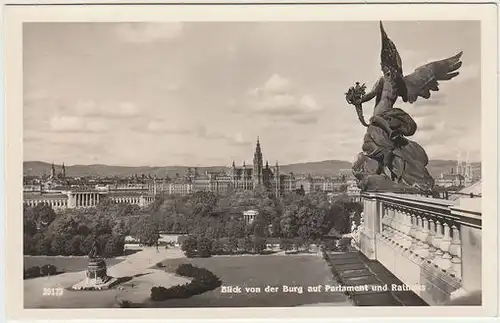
(347, 22, 463, 193)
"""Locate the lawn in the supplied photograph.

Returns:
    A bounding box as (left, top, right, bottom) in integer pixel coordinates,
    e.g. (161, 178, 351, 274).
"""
(24, 256, 124, 273)
(145, 254, 352, 307)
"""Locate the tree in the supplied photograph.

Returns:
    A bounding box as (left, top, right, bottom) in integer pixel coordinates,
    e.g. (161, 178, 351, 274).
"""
(32, 232, 52, 255)
(211, 239, 224, 255)
(23, 208, 38, 236)
(50, 233, 73, 256)
(197, 237, 213, 258)
(70, 235, 83, 255)
(130, 218, 159, 246)
(252, 236, 266, 254)
(33, 203, 57, 227)
(181, 235, 198, 258)
(80, 234, 95, 255)
(23, 233, 34, 254)
(238, 236, 253, 253)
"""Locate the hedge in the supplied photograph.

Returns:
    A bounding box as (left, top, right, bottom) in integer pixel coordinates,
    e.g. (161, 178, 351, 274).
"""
(150, 264, 221, 301)
(24, 264, 58, 279)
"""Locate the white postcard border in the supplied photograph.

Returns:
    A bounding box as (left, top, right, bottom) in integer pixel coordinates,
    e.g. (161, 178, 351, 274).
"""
(3, 3, 498, 320)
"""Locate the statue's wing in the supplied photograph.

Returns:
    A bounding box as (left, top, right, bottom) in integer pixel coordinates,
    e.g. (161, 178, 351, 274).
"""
(379, 22, 409, 102)
(403, 52, 463, 103)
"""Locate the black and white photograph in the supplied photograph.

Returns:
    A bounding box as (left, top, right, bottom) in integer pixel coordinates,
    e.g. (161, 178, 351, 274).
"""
(3, 2, 498, 320)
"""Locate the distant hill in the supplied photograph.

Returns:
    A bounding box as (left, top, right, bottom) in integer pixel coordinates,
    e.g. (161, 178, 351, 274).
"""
(23, 159, 481, 179)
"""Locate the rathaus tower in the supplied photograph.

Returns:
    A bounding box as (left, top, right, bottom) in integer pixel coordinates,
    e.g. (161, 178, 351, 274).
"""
(252, 137, 264, 188)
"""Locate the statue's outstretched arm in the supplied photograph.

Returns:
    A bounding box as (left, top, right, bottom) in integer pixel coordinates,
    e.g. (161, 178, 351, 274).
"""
(360, 77, 383, 104)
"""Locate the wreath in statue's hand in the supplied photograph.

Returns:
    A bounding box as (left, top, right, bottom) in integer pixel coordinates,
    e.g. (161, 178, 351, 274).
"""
(345, 82, 366, 106)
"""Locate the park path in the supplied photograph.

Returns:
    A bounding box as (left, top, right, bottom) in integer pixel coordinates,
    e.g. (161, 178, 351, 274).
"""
(107, 247, 185, 277)
(24, 247, 188, 308)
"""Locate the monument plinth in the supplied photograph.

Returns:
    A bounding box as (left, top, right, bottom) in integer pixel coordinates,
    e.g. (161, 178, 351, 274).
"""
(71, 242, 117, 290)
(86, 258, 110, 285)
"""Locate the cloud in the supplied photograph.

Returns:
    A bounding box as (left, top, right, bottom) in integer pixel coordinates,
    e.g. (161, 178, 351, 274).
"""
(290, 115, 318, 125)
(195, 125, 251, 147)
(455, 63, 480, 83)
(262, 74, 291, 93)
(145, 121, 193, 134)
(195, 125, 225, 140)
(114, 23, 183, 43)
(243, 74, 322, 123)
(49, 115, 108, 133)
(74, 100, 140, 119)
(227, 133, 252, 146)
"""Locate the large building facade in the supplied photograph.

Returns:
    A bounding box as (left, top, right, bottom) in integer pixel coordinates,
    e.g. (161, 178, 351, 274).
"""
(158, 138, 297, 197)
(157, 138, 353, 198)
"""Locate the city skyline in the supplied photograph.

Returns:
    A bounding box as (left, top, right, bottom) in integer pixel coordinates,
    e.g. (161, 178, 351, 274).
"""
(24, 21, 481, 166)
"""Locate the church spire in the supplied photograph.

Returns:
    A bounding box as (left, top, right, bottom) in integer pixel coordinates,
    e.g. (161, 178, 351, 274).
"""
(50, 161, 56, 179)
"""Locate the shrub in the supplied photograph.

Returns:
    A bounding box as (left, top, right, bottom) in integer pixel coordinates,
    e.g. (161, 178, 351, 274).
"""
(40, 264, 57, 276)
(280, 238, 293, 251)
(118, 300, 132, 308)
(150, 264, 221, 301)
(24, 266, 41, 279)
(322, 239, 336, 251)
(196, 237, 212, 258)
(252, 236, 267, 254)
(181, 235, 198, 258)
(211, 239, 224, 255)
(156, 262, 164, 268)
(24, 264, 58, 279)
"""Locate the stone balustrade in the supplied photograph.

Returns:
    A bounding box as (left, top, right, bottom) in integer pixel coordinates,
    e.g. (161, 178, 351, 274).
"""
(354, 192, 482, 305)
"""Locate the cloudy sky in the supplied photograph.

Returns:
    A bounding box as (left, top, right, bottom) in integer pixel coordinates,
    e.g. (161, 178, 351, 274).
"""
(23, 21, 481, 167)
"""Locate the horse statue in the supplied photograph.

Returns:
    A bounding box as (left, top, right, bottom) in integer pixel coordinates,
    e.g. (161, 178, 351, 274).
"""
(347, 22, 463, 193)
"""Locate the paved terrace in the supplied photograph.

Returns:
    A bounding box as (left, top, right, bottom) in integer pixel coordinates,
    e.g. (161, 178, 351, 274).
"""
(324, 251, 428, 306)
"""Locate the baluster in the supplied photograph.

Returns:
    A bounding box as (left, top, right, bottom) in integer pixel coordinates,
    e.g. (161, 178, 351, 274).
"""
(386, 206, 396, 243)
(406, 211, 415, 247)
(410, 214, 422, 259)
(398, 209, 411, 250)
(432, 220, 444, 265)
(449, 224, 462, 279)
(392, 208, 404, 247)
(437, 222, 453, 271)
(384, 206, 395, 242)
(416, 215, 426, 243)
(425, 219, 436, 260)
(418, 217, 431, 259)
(405, 213, 416, 252)
(401, 209, 412, 248)
(380, 206, 388, 239)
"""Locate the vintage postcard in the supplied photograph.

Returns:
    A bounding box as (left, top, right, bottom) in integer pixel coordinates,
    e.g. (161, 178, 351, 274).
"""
(3, 2, 498, 321)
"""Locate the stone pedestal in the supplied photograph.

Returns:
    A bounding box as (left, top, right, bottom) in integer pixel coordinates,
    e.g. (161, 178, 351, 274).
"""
(86, 258, 110, 285)
(72, 258, 115, 290)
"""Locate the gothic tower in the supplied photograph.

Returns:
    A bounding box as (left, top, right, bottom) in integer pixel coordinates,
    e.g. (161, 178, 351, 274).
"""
(50, 162, 56, 179)
(252, 137, 263, 188)
(62, 162, 66, 178)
